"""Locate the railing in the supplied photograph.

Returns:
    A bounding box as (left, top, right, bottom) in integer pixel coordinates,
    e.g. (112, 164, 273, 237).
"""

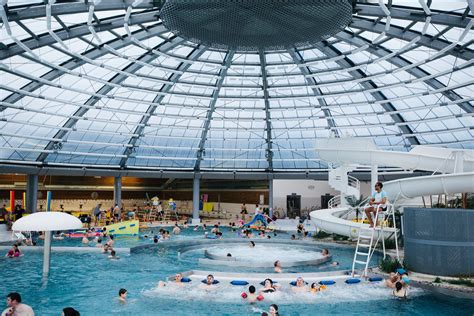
(348, 175, 360, 191)
(327, 195, 342, 209)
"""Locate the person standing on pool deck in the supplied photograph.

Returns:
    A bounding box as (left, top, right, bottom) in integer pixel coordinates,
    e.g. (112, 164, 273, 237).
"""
(364, 182, 388, 227)
(2, 292, 35, 316)
(92, 203, 102, 226)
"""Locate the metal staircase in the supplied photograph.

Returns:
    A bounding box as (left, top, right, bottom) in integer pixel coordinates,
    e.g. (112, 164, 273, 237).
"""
(351, 203, 399, 277)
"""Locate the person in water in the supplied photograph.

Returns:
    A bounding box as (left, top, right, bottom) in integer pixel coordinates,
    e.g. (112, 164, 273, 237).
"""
(310, 283, 327, 293)
(241, 285, 264, 303)
(118, 289, 127, 303)
(200, 274, 218, 289)
(5, 244, 21, 258)
(108, 250, 119, 260)
(273, 260, 282, 273)
(292, 277, 308, 293)
(158, 273, 186, 287)
(393, 281, 408, 298)
(385, 272, 400, 288)
(172, 223, 181, 235)
(259, 279, 278, 293)
(2, 292, 34, 316)
(249, 241, 255, 248)
(269, 304, 279, 316)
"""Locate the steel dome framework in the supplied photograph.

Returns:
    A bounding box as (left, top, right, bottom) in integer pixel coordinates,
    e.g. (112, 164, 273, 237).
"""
(0, 0, 473, 178)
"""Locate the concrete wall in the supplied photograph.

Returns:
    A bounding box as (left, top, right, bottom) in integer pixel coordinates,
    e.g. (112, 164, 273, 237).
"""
(273, 180, 371, 214)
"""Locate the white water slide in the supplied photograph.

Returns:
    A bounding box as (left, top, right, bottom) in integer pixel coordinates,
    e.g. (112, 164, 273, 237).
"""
(310, 138, 474, 238)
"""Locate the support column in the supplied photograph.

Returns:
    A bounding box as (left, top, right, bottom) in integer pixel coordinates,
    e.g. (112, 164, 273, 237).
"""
(26, 174, 38, 213)
(371, 165, 378, 193)
(43, 191, 52, 277)
(192, 175, 200, 225)
(268, 179, 274, 218)
(114, 176, 122, 207)
(453, 151, 464, 174)
(340, 168, 348, 206)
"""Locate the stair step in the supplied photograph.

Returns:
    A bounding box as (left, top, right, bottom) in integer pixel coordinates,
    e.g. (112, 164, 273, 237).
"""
(354, 260, 367, 265)
(356, 251, 369, 256)
(358, 243, 371, 248)
(359, 234, 373, 239)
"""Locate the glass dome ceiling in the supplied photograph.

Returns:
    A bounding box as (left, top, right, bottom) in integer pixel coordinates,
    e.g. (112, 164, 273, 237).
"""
(0, 0, 472, 174)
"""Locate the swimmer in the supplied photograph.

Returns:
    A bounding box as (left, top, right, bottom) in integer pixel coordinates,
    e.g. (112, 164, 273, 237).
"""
(172, 223, 181, 235)
(153, 237, 159, 243)
(211, 224, 220, 234)
(227, 253, 232, 257)
(108, 250, 119, 260)
(268, 304, 279, 316)
(290, 234, 296, 240)
(242, 285, 264, 303)
(158, 273, 186, 287)
(292, 277, 308, 293)
(321, 248, 329, 256)
(273, 260, 282, 273)
(400, 272, 410, 288)
(81, 235, 89, 244)
(118, 288, 127, 303)
(393, 281, 408, 298)
(385, 272, 400, 289)
(199, 274, 218, 289)
(310, 282, 327, 293)
(193, 226, 199, 231)
(331, 261, 339, 266)
(96, 238, 103, 248)
(259, 279, 278, 293)
(249, 241, 255, 248)
(202, 224, 207, 231)
(103, 235, 114, 253)
(5, 244, 21, 258)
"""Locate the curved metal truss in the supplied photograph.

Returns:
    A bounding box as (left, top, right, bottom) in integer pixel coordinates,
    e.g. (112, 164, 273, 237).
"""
(0, 0, 472, 174)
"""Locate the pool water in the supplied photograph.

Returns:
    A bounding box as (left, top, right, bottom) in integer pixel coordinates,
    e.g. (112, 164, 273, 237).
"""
(1, 230, 473, 315)
(178, 243, 361, 273)
(204, 244, 324, 262)
(45, 226, 290, 248)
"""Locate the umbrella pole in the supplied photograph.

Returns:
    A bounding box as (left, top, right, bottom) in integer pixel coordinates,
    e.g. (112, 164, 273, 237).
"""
(43, 231, 52, 276)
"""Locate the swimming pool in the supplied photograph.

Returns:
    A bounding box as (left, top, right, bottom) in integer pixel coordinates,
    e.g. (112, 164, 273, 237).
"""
(1, 230, 473, 315)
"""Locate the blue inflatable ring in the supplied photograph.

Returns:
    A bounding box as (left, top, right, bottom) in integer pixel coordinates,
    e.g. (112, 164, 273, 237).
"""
(319, 280, 336, 285)
(368, 277, 383, 282)
(230, 280, 249, 286)
(201, 279, 220, 285)
(290, 281, 308, 286)
(345, 278, 361, 284)
(181, 277, 192, 283)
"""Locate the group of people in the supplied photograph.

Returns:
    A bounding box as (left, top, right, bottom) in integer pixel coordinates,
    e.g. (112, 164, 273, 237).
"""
(385, 268, 410, 298)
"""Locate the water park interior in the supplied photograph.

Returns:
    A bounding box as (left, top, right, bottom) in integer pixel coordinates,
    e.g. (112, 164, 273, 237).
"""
(0, 0, 473, 315)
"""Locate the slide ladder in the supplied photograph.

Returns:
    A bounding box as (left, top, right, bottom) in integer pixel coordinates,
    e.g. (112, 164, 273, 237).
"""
(351, 203, 399, 277)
